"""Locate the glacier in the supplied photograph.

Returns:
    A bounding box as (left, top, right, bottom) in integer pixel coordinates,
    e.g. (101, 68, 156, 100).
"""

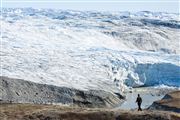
(0, 8, 180, 93)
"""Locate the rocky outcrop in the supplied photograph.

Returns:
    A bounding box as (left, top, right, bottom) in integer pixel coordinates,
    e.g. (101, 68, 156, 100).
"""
(0, 76, 124, 108)
(148, 91, 180, 113)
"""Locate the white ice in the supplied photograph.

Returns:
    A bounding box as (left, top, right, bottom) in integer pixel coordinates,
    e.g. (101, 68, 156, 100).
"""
(1, 8, 180, 93)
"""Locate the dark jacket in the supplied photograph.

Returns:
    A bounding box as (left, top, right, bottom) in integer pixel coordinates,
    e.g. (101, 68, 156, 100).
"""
(136, 96, 142, 104)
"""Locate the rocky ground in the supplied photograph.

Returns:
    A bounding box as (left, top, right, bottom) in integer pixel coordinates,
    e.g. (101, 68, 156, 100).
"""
(0, 103, 180, 120)
(149, 91, 180, 113)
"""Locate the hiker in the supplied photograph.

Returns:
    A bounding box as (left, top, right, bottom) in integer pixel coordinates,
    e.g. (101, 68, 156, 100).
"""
(136, 94, 142, 111)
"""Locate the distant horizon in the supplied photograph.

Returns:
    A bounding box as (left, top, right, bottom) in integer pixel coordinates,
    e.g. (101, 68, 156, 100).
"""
(2, 7, 179, 14)
(1, 0, 179, 13)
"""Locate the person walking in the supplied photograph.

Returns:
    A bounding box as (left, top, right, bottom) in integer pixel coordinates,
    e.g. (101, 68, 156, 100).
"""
(136, 94, 142, 111)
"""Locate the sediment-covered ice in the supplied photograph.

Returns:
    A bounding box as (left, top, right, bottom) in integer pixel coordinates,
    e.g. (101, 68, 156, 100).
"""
(0, 8, 180, 92)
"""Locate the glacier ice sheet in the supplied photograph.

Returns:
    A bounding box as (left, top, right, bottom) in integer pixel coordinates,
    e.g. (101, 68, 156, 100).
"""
(0, 8, 180, 92)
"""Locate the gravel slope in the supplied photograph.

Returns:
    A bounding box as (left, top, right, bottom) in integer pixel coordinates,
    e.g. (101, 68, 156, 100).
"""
(0, 76, 124, 108)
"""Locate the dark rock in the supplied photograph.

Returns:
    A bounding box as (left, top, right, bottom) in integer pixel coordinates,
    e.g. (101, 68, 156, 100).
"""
(148, 91, 180, 113)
